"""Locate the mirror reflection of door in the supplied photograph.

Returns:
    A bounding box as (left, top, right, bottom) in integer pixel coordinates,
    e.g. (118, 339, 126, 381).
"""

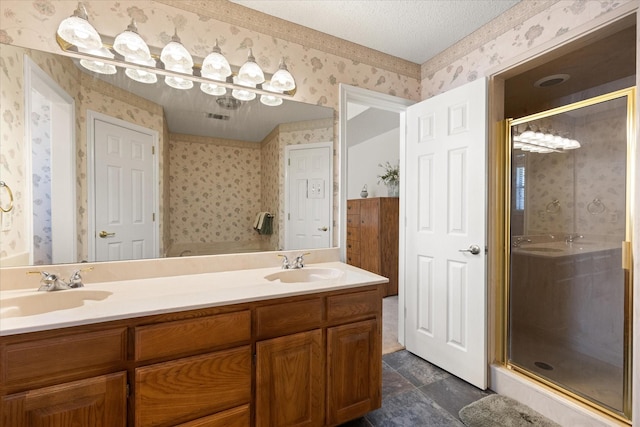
(24, 57, 76, 265)
(89, 112, 158, 262)
(285, 142, 332, 250)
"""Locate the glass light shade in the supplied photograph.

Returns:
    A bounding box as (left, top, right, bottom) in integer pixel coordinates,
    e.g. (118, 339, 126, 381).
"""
(260, 82, 282, 106)
(237, 49, 265, 85)
(202, 41, 231, 81)
(57, 3, 102, 50)
(114, 19, 150, 61)
(124, 57, 157, 84)
(161, 32, 193, 70)
(78, 46, 116, 74)
(232, 77, 256, 101)
(165, 75, 193, 90)
(201, 82, 226, 96)
(270, 58, 296, 91)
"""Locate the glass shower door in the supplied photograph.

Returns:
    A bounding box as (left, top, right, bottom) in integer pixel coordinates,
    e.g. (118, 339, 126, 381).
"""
(506, 88, 634, 422)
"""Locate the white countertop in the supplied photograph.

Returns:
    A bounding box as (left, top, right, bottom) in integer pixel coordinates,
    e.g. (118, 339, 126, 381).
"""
(0, 262, 387, 336)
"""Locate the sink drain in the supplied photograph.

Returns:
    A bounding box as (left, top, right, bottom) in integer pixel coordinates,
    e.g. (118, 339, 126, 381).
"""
(534, 361, 554, 370)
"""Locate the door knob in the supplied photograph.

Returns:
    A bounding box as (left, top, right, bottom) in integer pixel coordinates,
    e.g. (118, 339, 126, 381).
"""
(459, 244, 481, 255)
(318, 226, 328, 232)
(99, 231, 116, 238)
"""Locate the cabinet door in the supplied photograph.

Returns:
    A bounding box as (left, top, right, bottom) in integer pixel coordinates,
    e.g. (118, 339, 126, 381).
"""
(256, 329, 324, 427)
(359, 199, 381, 274)
(327, 320, 381, 425)
(1, 372, 127, 427)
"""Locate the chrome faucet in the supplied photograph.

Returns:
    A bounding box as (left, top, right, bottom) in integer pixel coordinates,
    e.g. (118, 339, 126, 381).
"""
(512, 236, 532, 247)
(29, 268, 92, 292)
(278, 252, 310, 269)
(565, 233, 584, 243)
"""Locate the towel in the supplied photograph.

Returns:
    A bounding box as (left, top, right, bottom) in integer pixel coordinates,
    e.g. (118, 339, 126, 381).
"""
(253, 212, 273, 235)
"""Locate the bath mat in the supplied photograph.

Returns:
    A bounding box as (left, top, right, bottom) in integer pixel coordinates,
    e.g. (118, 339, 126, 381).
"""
(459, 395, 562, 427)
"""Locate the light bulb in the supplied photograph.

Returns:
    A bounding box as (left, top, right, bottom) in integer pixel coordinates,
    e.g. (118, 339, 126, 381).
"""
(57, 3, 102, 50)
(237, 49, 264, 85)
(114, 19, 150, 61)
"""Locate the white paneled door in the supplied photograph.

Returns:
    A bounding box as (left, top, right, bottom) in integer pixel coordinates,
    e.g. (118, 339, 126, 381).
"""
(286, 143, 332, 250)
(404, 78, 488, 388)
(93, 118, 156, 262)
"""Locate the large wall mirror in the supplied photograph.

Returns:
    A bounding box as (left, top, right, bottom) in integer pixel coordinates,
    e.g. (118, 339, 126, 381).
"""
(0, 42, 335, 267)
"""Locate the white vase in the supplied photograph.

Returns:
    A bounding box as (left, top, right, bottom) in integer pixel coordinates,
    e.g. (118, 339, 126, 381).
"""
(386, 181, 399, 197)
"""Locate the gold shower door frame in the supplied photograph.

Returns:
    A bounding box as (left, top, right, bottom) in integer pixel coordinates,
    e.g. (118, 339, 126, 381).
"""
(501, 87, 635, 424)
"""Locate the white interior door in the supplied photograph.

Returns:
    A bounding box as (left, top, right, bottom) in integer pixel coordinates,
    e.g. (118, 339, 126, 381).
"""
(92, 117, 157, 262)
(404, 78, 488, 388)
(286, 143, 332, 250)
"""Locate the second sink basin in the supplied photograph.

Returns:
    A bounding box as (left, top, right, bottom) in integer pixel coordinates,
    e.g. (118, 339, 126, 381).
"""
(264, 268, 345, 283)
(0, 289, 113, 319)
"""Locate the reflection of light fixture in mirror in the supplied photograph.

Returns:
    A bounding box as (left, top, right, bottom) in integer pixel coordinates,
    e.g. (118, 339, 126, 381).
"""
(202, 40, 231, 81)
(513, 125, 580, 153)
(270, 58, 296, 91)
(57, 2, 102, 50)
(124, 57, 157, 84)
(238, 49, 265, 85)
(78, 46, 116, 74)
(161, 30, 193, 71)
(113, 19, 150, 61)
(260, 82, 283, 106)
(201, 82, 226, 96)
(232, 77, 256, 101)
(165, 73, 194, 90)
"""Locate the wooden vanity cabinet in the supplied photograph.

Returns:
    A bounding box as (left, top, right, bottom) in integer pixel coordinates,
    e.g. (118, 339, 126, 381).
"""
(346, 198, 399, 296)
(0, 285, 382, 427)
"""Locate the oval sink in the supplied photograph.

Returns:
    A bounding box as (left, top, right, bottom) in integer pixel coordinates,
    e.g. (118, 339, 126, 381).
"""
(0, 289, 113, 319)
(264, 268, 344, 283)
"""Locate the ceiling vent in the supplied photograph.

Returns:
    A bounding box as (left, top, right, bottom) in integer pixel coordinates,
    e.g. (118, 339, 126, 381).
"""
(534, 74, 570, 88)
(205, 112, 230, 120)
(216, 96, 242, 110)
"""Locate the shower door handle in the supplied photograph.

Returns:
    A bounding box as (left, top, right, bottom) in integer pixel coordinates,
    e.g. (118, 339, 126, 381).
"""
(459, 244, 481, 255)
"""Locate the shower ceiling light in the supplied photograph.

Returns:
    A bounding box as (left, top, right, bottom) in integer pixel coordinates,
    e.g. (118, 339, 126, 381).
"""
(534, 74, 570, 88)
(57, 2, 102, 50)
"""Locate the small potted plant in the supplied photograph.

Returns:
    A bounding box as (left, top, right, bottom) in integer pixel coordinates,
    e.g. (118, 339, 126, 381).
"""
(377, 161, 399, 197)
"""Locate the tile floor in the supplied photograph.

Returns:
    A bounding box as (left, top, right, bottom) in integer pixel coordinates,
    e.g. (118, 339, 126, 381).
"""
(340, 296, 492, 426)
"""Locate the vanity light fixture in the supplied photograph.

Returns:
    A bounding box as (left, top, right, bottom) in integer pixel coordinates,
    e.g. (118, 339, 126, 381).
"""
(238, 49, 265, 85)
(269, 58, 296, 92)
(113, 19, 151, 62)
(202, 40, 232, 81)
(124, 57, 158, 84)
(260, 82, 283, 106)
(56, 2, 103, 50)
(78, 46, 116, 74)
(55, 4, 296, 105)
(232, 76, 257, 101)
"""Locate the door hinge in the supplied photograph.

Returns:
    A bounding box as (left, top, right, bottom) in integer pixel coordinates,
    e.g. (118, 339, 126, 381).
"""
(126, 383, 130, 398)
(622, 240, 632, 270)
(152, 213, 156, 222)
(288, 158, 290, 166)
(152, 146, 155, 155)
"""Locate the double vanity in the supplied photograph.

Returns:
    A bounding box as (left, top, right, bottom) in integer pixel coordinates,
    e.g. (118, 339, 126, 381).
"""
(0, 250, 387, 426)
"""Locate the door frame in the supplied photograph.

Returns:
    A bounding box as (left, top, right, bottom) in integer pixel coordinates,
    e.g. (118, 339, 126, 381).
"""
(339, 84, 414, 345)
(284, 141, 333, 250)
(23, 55, 76, 265)
(86, 110, 159, 262)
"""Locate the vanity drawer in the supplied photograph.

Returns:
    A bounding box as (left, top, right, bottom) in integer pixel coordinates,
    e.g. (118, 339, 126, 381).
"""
(135, 310, 251, 362)
(1, 327, 127, 387)
(347, 200, 360, 214)
(255, 298, 323, 339)
(328, 289, 380, 324)
(175, 404, 250, 427)
(135, 347, 251, 427)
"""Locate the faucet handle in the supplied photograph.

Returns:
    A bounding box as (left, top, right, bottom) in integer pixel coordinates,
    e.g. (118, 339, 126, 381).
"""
(68, 267, 93, 288)
(277, 254, 290, 269)
(294, 252, 311, 268)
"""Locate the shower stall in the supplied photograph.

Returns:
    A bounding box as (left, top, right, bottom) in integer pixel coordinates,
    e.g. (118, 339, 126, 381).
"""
(505, 87, 635, 423)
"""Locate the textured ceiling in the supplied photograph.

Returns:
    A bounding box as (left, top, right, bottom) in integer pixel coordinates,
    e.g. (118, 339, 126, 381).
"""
(230, 0, 520, 64)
